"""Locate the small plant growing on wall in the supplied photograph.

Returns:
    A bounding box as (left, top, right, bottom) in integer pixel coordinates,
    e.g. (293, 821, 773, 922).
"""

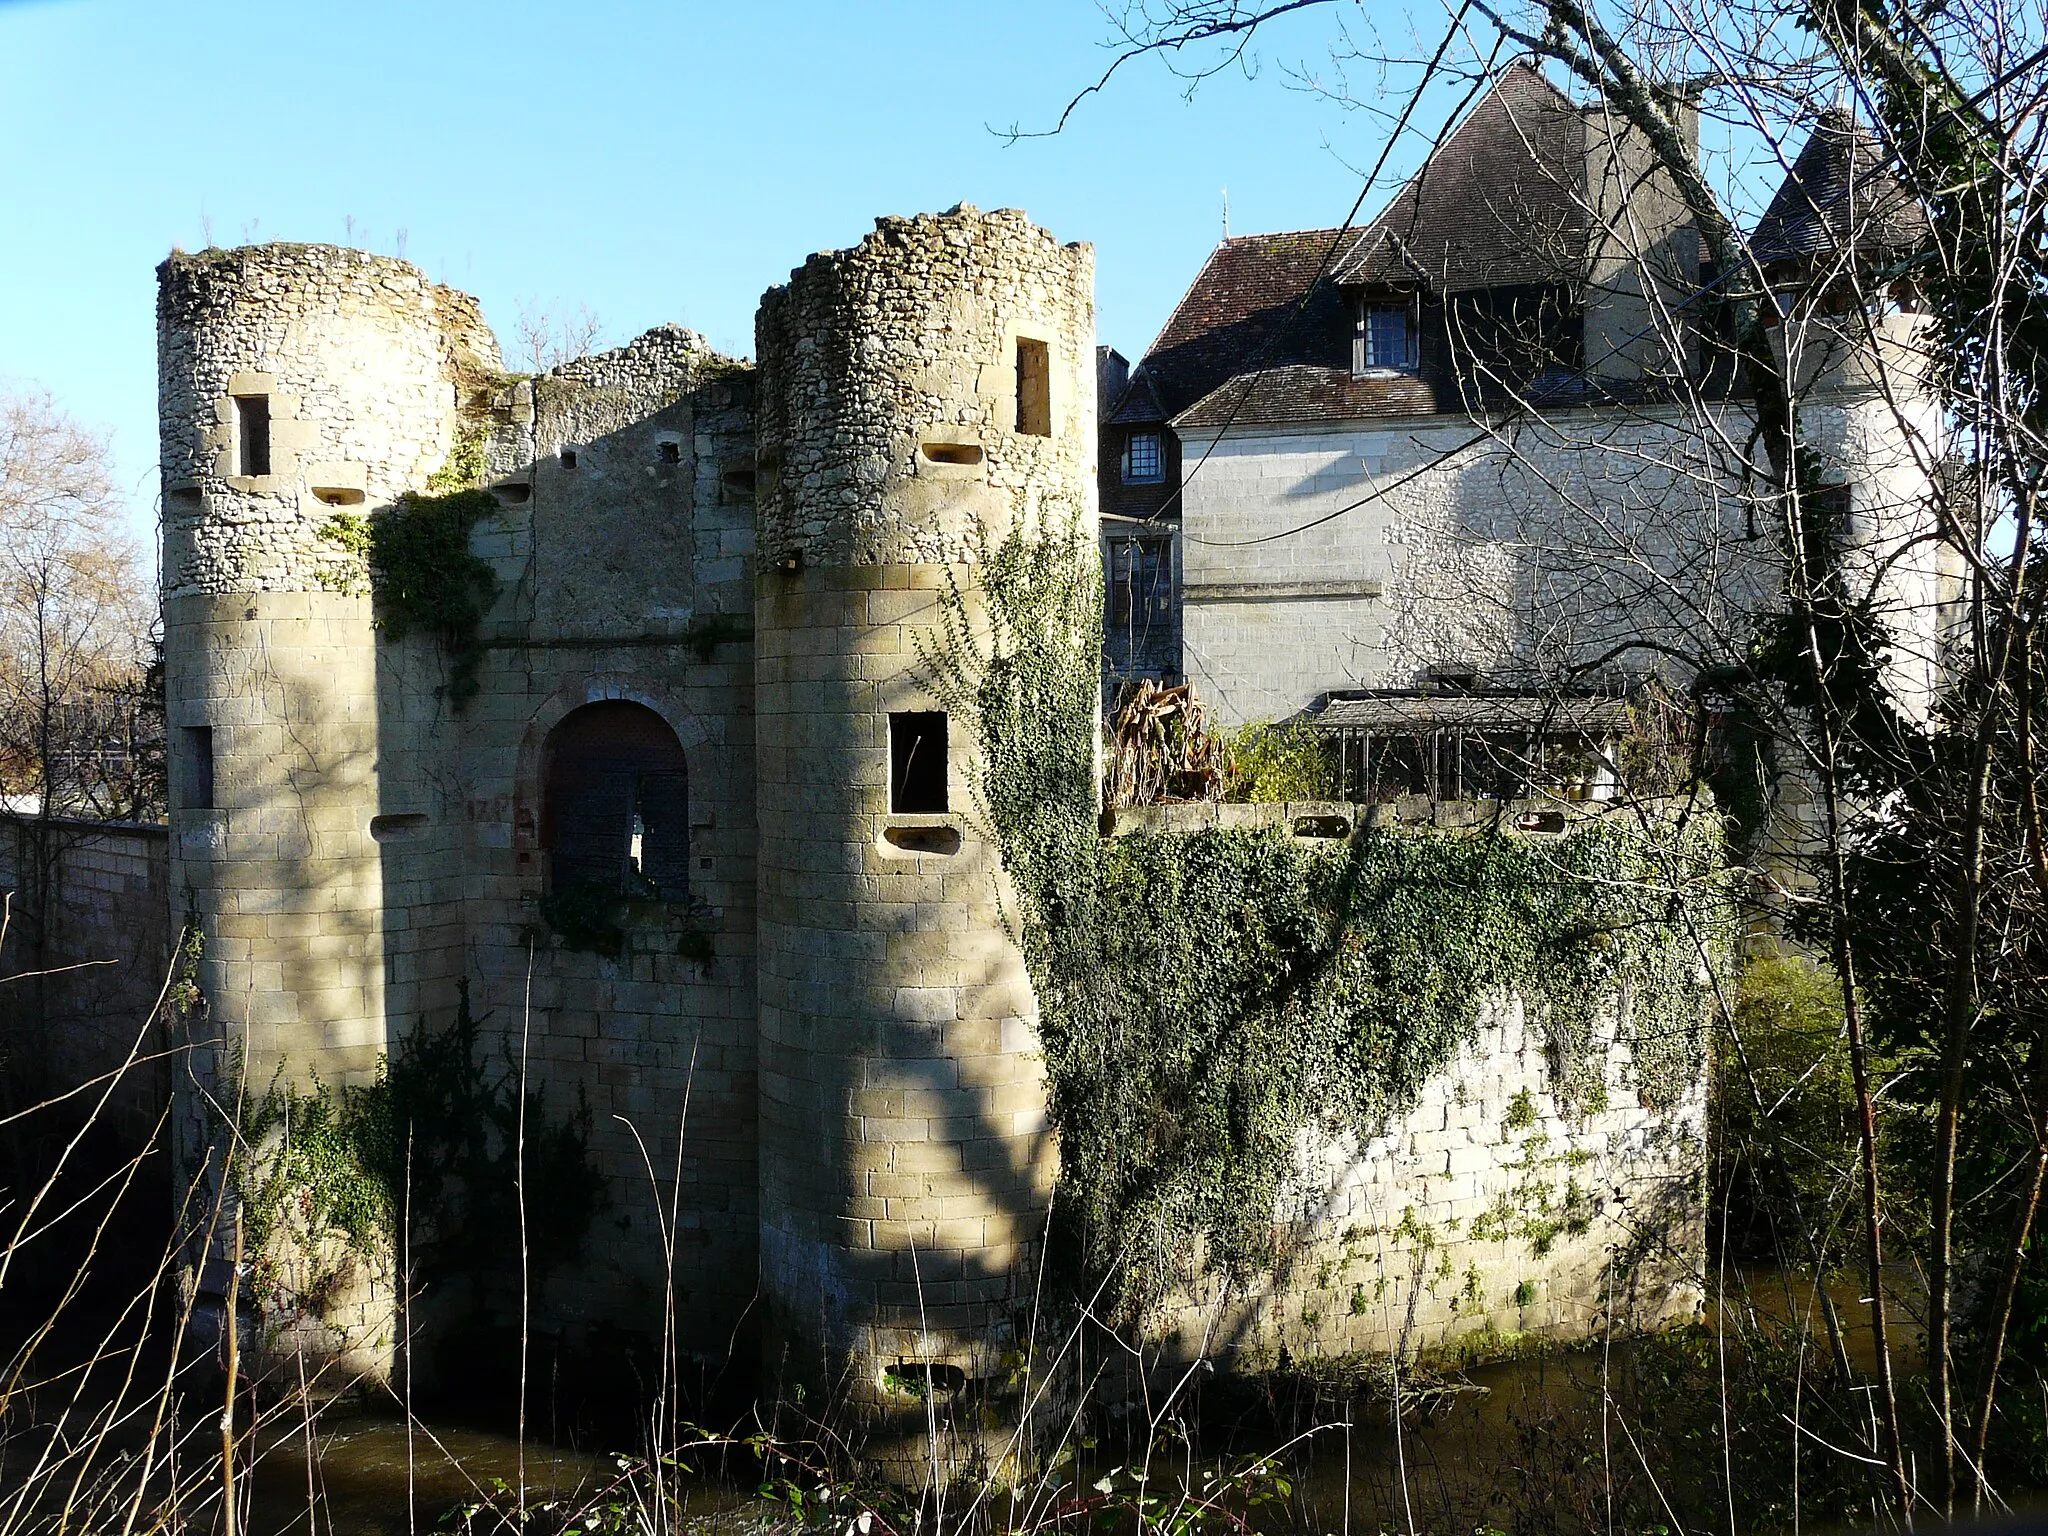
(534, 879, 628, 958)
(533, 881, 718, 970)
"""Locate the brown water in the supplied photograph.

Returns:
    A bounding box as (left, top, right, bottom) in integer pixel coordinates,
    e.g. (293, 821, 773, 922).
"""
(32, 1266, 1968, 1536)
(243, 1418, 609, 1535)
(236, 1331, 1787, 1536)
(245, 1416, 776, 1535)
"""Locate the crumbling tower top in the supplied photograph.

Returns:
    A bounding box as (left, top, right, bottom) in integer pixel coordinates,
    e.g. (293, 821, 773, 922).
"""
(156, 242, 499, 599)
(753, 204, 1095, 570)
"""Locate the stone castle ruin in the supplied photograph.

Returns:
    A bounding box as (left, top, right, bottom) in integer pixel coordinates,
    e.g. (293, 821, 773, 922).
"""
(157, 205, 1713, 1465)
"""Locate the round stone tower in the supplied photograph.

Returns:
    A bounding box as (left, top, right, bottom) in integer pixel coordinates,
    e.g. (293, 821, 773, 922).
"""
(752, 206, 1096, 1473)
(157, 244, 497, 1381)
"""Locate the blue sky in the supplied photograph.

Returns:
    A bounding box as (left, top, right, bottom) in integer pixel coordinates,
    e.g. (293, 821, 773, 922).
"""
(0, 0, 1421, 543)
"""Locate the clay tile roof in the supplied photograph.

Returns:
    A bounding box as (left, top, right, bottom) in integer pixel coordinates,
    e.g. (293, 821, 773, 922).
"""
(1751, 109, 1929, 267)
(1333, 61, 1587, 291)
(1129, 228, 1363, 419)
(1171, 365, 1439, 432)
(1128, 64, 1589, 431)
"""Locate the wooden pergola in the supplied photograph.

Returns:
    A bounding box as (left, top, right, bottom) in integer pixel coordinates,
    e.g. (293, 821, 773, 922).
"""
(1314, 692, 1634, 803)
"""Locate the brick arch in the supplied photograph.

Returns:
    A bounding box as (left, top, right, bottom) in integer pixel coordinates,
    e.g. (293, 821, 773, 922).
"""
(511, 674, 709, 855)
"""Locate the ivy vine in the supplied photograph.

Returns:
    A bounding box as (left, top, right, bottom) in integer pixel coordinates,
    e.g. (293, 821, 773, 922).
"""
(316, 413, 498, 710)
(924, 510, 1731, 1323)
(319, 488, 499, 707)
(220, 981, 605, 1317)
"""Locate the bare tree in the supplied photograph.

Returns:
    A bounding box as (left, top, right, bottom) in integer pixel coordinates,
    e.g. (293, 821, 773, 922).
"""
(0, 388, 159, 823)
(0, 388, 161, 1109)
(512, 299, 608, 375)
(1068, 0, 2048, 1517)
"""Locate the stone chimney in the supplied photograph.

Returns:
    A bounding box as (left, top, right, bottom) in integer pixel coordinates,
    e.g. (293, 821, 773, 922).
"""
(1582, 96, 1700, 382)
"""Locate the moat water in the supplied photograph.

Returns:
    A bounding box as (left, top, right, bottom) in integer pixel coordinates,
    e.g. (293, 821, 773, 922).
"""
(241, 1356, 1585, 1535)
(4, 1263, 1997, 1535)
(238, 1267, 1913, 1536)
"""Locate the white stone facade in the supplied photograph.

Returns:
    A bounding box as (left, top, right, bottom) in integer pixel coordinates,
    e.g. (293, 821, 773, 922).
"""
(1178, 315, 1953, 727)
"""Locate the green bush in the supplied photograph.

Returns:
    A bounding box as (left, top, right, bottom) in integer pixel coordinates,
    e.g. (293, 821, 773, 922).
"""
(1713, 953, 1863, 1261)
(1220, 717, 1340, 802)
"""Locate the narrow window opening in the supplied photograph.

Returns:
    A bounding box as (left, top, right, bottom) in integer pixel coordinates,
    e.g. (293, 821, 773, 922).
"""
(721, 465, 757, 499)
(657, 440, 681, 465)
(370, 812, 430, 842)
(235, 396, 271, 477)
(884, 824, 963, 855)
(181, 726, 215, 811)
(1293, 815, 1350, 839)
(1109, 537, 1172, 625)
(889, 712, 948, 814)
(630, 771, 688, 897)
(559, 446, 579, 469)
(886, 1360, 968, 1400)
(920, 441, 983, 466)
(492, 481, 532, 505)
(1014, 338, 1051, 437)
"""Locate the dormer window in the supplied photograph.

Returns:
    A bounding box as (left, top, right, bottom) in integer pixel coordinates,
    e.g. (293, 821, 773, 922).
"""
(1122, 431, 1163, 484)
(1356, 299, 1417, 373)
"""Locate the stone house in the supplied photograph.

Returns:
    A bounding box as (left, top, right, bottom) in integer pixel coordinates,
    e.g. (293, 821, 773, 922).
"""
(1098, 65, 1951, 799)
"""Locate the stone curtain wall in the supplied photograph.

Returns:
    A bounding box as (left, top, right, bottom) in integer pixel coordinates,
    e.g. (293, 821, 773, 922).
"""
(1188, 992, 1705, 1362)
(1104, 801, 1705, 1365)
(0, 815, 172, 1149)
(452, 330, 763, 1352)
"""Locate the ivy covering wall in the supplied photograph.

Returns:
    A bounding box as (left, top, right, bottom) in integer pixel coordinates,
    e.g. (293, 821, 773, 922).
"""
(318, 424, 500, 707)
(926, 511, 1730, 1322)
(221, 983, 603, 1323)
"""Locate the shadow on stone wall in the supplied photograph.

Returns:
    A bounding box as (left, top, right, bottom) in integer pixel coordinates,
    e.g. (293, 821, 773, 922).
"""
(0, 812, 176, 1352)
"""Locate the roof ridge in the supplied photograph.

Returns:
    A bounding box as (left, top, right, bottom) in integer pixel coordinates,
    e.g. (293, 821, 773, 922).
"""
(1335, 59, 1587, 291)
(1218, 225, 1358, 243)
